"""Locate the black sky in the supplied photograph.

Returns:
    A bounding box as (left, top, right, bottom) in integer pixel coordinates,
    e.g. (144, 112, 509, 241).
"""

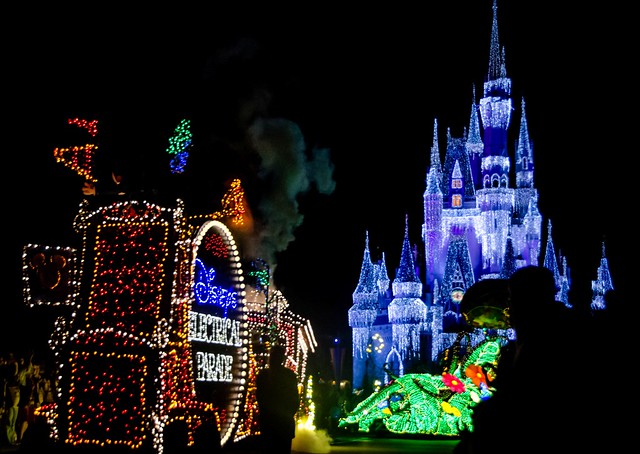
(5, 2, 632, 353)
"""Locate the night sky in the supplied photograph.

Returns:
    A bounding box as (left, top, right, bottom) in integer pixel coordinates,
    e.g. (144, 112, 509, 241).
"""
(5, 2, 631, 354)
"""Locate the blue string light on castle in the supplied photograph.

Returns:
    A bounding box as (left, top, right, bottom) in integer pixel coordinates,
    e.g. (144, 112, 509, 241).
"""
(347, 0, 614, 399)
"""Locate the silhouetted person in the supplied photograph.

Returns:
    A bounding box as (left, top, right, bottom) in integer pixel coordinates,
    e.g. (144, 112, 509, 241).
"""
(163, 419, 190, 454)
(18, 416, 58, 453)
(255, 344, 299, 454)
(455, 265, 601, 453)
(16, 352, 35, 444)
(592, 288, 632, 437)
(596, 289, 627, 335)
(192, 418, 221, 453)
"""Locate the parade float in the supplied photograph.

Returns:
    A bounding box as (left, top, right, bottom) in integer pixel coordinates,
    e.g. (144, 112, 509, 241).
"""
(22, 117, 317, 452)
(338, 278, 511, 437)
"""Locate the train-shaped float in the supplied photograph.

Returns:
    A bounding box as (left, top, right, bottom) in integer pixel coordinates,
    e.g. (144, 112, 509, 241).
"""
(22, 118, 317, 452)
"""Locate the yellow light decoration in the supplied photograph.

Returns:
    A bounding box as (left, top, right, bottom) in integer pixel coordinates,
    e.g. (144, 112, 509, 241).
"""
(189, 179, 253, 232)
(54, 144, 99, 183)
(52, 118, 100, 182)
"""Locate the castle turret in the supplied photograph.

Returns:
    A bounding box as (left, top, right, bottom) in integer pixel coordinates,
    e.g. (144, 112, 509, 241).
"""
(388, 216, 427, 363)
(476, 0, 515, 277)
(591, 241, 614, 311)
(514, 97, 536, 221)
(479, 0, 512, 162)
(349, 231, 378, 360)
(542, 220, 560, 283)
(466, 84, 484, 189)
(423, 166, 443, 291)
(429, 118, 444, 193)
(376, 252, 391, 297)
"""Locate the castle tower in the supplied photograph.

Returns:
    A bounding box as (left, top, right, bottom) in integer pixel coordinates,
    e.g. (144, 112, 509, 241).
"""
(514, 97, 535, 214)
(591, 241, 614, 311)
(349, 0, 612, 392)
(467, 84, 484, 188)
(348, 231, 379, 388)
(476, 0, 515, 277)
(388, 216, 427, 367)
(423, 165, 443, 292)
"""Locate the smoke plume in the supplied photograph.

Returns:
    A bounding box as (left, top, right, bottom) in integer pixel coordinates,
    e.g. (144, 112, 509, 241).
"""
(246, 117, 335, 271)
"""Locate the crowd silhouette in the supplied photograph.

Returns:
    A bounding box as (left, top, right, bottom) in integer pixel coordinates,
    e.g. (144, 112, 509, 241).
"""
(455, 265, 629, 453)
(1, 350, 56, 451)
(3, 266, 630, 453)
(255, 344, 300, 454)
(1, 343, 303, 454)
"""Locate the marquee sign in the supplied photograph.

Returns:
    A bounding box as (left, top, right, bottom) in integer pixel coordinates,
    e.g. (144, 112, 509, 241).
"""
(189, 220, 248, 445)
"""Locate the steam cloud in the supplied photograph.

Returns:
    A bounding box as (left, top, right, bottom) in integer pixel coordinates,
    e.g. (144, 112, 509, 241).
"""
(246, 117, 336, 271)
(199, 34, 336, 274)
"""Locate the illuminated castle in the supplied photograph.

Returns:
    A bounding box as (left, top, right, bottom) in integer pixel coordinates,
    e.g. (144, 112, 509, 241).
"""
(348, 0, 614, 392)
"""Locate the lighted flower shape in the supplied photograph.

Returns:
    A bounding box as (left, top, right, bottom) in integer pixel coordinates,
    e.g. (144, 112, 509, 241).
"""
(465, 364, 488, 388)
(442, 373, 466, 393)
(441, 401, 462, 417)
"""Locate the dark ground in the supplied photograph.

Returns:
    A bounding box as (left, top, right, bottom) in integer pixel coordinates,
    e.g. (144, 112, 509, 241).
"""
(2, 432, 459, 454)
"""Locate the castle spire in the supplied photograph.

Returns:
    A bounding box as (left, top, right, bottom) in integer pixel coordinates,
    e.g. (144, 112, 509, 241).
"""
(466, 84, 483, 159)
(351, 231, 378, 305)
(393, 215, 421, 286)
(429, 118, 443, 192)
(591, 240, 614, 311)
(516, 97, 534, 189)
(488, 0, 505, 81)
(543, 219, 561, 290)
(377, 252, 391, 295)
(423, 167, 443, 289)
(348, 231, 378, 358)
(558, 255, 571, 308)
(388, 215, 426, 360)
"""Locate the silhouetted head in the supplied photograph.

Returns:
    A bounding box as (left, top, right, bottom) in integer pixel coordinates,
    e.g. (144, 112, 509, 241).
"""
(193, 418, 221, 452)
(163, 419, 190, 453)
(508, 265, 559, 329)
(269, 344, 287, 367)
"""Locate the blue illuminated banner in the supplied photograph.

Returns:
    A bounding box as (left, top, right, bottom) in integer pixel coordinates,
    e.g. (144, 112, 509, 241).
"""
(194, 258, 238, 317)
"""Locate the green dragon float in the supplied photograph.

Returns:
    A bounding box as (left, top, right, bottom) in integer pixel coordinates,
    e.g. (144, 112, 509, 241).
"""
(338, 335, 504, 436)
(339, 279, 512, 436)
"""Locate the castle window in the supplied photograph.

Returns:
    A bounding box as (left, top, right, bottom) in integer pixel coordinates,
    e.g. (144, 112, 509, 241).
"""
(451, 179, 462, 189)
(452, 194, 462, 207)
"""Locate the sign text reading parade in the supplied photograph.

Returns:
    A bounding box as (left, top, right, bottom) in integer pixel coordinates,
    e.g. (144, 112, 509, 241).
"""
(189, 257, 241, 383)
